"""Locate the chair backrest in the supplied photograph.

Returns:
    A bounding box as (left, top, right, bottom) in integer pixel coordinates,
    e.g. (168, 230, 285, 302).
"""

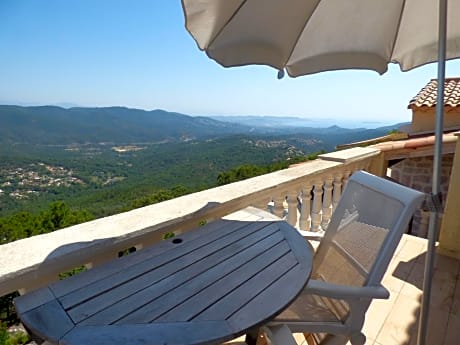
(311, 170, 425, 319)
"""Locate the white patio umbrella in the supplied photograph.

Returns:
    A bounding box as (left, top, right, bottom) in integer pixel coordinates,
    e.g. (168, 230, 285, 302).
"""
(181, 1, 460, 345)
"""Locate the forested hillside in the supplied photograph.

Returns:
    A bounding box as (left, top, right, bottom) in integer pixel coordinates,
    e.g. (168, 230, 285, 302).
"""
(0, 105, 399, 226)
(0, 105, 401, 220)
(0, 105, 250, 144)
(0, 136, 319, 219)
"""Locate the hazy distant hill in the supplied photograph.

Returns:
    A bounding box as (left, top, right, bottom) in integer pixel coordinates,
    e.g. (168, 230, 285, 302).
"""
(0, 105, 404, 147)
(0, 105, 250, 145)
(209, 115, 407, 149)
(211, 115, 407, 132)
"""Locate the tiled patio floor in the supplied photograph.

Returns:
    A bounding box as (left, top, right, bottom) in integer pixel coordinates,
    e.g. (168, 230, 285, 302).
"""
(358, 234, 460, 345)
(226, 234, 460, 345)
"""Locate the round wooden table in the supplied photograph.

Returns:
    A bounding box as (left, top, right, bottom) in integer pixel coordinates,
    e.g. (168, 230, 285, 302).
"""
(15, 208, 313, 345)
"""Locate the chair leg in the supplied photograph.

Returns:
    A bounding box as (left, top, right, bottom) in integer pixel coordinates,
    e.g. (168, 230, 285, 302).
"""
(304, 333, 317, 345)
(321, 334, 350, 345)
(350, 332, 366, 345)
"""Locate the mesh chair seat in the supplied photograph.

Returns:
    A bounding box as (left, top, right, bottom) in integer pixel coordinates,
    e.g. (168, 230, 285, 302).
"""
(275, 292, 343, 323)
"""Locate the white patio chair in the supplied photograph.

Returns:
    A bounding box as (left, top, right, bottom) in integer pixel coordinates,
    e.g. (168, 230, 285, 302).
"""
(259, 170, 425, 345)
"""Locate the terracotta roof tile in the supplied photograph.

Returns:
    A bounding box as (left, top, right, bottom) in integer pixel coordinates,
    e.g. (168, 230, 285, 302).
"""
(408, 77, 460, 109)
(371, 132, 458, 151)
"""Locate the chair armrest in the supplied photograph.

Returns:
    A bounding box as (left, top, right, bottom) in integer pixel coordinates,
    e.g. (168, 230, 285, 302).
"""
(304, 279, 390, 300)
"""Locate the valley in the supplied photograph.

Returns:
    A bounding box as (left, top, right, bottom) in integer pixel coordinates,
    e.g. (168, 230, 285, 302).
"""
(0, 104, 400, 223)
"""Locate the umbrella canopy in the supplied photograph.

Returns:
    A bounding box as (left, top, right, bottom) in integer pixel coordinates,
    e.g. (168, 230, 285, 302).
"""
(182, 0, 460, 77)
(182, 1, 460, 345)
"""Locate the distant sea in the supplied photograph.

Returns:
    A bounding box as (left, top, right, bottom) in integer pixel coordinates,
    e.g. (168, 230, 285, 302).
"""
(209, 115, 401, 130)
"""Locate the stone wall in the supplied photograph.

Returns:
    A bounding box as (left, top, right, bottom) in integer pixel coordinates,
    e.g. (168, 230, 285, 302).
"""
(389, 154, 454, 238)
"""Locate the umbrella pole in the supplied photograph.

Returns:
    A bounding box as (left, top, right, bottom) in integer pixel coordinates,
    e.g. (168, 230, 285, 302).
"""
(417, 1, 447, 344)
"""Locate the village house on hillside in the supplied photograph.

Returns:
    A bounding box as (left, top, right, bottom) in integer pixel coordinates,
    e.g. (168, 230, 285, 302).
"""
(406, 78, 460, 135)
(361, 78, 460, 238)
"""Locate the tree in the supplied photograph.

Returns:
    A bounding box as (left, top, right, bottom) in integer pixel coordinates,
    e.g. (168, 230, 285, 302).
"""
(131, 185, 189, 209)
(40, 201, 93, 232)
(0, 201, 93, 245)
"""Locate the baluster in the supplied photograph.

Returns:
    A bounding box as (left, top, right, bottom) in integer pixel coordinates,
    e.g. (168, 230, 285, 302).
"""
(299, 184, 312, 231)
(18, 272, 59, 295)
(342, 169, 351, 190)
(271, 195, 286, 219)
(282, 197, 288, 219)
(267, 200, 275, 215)
(286, 192, 299, 227)
(362, 161, 371, 172)
(332, 173, 343, 212)
(321, 176, 334, 230)
(86, 253, 118, 269)
(311, 180, 324, 232)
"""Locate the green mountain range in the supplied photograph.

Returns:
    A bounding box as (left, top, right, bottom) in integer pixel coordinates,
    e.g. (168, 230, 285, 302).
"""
(0, 105, 249, 145)
(0, 105, 404, 147)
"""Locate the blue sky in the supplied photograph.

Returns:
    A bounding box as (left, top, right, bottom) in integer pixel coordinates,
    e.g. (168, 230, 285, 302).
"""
(1, 0, 460, 127)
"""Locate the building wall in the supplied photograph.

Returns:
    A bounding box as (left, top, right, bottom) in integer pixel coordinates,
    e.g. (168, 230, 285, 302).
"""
(389, 154, 454, 238)
(412, 108, 460, 133)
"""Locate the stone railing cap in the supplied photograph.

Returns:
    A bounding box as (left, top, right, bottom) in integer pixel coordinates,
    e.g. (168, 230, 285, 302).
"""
(318, 147, 381, 163)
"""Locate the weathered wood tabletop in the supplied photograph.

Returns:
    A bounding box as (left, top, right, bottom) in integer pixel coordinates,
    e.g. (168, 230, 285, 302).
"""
(14, 208, 313, 345)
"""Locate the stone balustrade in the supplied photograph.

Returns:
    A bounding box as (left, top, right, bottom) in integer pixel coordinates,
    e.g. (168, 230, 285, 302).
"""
(0, 147, 382, 298)
(264, 147, 381, 232)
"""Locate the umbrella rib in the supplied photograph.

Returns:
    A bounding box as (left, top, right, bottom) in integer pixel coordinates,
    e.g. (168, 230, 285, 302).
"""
(283, 0, 322, 72)
(389, 0, 408, 64)
(207, 0, 248, 50)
